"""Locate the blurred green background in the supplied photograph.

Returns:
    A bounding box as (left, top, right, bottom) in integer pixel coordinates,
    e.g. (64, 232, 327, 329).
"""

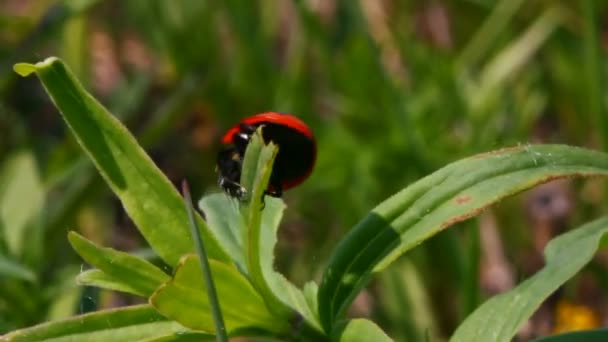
(1, 0, 608, 340)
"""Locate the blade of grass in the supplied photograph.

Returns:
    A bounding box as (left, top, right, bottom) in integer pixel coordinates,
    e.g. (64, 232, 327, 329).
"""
(477, 7, 563, 101)
(0, 254, 36, 282)
(456, 0, 526, 69)
(181, 181, 228, 342)
(582, 0, 608, 150)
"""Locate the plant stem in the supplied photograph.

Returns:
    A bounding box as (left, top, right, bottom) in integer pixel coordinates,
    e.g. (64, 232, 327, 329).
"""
(182, 180, 228, 342)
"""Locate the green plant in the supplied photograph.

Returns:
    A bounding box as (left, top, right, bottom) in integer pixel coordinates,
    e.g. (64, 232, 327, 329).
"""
(4, 57, 608, 341)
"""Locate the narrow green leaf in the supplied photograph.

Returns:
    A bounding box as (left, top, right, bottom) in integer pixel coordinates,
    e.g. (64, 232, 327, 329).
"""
(0, 151, 44, 256)
(318, 145, 608, 331)
(532, 329, 608, 342)
(150, 254, 285, 335)
(331, 319, 392, 342)
(0, 254, 36, 282)
(76, 269, 143, 296)
(456, 0, 526, 68)
(243, 138, 288, 313)
(464, 6, 562, 118)
(201, 193, 325, 334)
(480, 7, 562, 93)
(377, 258, 438, 342)
(182, 181, 228, 342)
(15, 57, 230, 266)
(239, 128, 268, 198)
(582, 0, 608, 150)
(199, 133, 323, 335)
(68, 231, 169, 297)
(1, 304, 189, 342)
(451, 217, 608, 341)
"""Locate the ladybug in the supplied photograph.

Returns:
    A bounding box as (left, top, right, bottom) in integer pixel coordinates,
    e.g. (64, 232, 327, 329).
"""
(217, 112, 316, 199)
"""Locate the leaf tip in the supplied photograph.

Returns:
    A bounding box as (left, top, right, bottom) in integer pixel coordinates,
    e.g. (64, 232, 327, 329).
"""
(67, 231, 88, 251)
(13, 63, 37, 77)
(14, 57, 61, 77)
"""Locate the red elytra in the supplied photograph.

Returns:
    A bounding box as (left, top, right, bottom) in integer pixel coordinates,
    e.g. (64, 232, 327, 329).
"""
(217, 112, 316, 198)
(221, 112, 314, 144)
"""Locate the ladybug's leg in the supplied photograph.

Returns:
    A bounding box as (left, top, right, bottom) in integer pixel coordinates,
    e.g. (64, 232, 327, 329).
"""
(260, 193, 266, 210)
(265, 169, 283, 197)
(218, 176, 247, 199)
(217, 147, 247, 199)
(264, 184, 282, 198)
(271, 184, 282, 197)
(256, 183, 280, 210)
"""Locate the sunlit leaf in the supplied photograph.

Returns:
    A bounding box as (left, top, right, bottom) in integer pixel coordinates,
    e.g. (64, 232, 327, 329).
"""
(76, 269, 142, 296)
(68, 231, 169, 297)
(1, 305, 189, 342)
(150, 254, 285, 335)
(13, 57, 230, 266)
(451, 216, 608, 341)
(318, 145, 608, 331)
(331, 319, 392, 342)
(199, 131, 323, 334)
(199, 194, 247, 271)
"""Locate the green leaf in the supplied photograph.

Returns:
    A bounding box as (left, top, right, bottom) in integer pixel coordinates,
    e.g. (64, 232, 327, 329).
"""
(140, 333, 215, 342)
(12, 63, 37, 77)
(199, 194, 247, 271)
(242, 137, 288, 313)
(0, 150, 44, 257)
(331, 319, 392, 342)
(451, 216, 608, 341)
(479, 7, 563, 94)
(68, 231, 169, 297)
(14, 57, 229, 266)
(0, 254, 36, 282)
(318, 145, 608, 331)
(201, 194, 322, 334)
(150, 254, 285, 335)
(532, 329, 608, 342)
(199, 132, 324, 335)
(76, 269, 143, 296)
(1, 304, 190, 342)
(377, 258, 439, 342)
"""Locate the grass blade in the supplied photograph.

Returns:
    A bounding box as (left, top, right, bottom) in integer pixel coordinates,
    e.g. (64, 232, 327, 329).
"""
(182, 181, 228, 342)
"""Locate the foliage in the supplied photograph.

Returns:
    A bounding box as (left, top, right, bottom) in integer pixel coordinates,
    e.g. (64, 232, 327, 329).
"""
(2, 0, 608, 341)
(2, 57, 608, 341)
